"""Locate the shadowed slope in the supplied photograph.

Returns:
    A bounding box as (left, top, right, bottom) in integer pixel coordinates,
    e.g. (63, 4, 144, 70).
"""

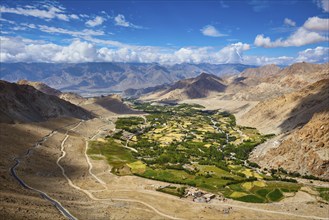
(0, 80, 94, 123)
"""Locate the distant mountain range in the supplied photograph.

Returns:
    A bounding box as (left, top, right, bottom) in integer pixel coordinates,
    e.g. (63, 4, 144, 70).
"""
(139, 62, 329, 102)
(0, 62, 255, 94)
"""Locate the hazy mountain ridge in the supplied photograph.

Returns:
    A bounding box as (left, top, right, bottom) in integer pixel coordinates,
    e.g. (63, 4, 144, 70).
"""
(0, 62, 255, 92)
(139, 62, 328, 102)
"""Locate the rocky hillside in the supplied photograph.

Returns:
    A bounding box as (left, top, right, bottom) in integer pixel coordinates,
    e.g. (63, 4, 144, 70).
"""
(17, 80, 85, 105)
(246, 78, 329, 179)
(135, 62, 328, 102)
(0, 80, 94, 123)
(142, 73, 226, 101)
(250, 111, 329, 180)
(227, 62, 329, 101)
(240, 79, 329, 134)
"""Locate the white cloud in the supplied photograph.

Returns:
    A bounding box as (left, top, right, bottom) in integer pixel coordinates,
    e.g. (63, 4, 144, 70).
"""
(0, 36, 326, 66)
(38, 25, 104, 37)
(304, 16, 329, 31)
(114, 14, 130, 27)
(85, 16, 105, 27)
(255, 28, 327, 48)
(296, 46, 329, 63)
(53, 40, 97, 62)
(114, 14, 142, 28)
(216, 43, 250, 63)
(201, 25, 227, 37)
(70, 14, 79, 20)
(0, 5, 70, 21)
(243, 55, 294, 66)
(82, 36, 129, 48)
(0, 18, 16, 24)
(0, 36, 62, 62)
(255, 16, 329, 48)
(284, 18, 296, 27)
(314, 0, 329, 12)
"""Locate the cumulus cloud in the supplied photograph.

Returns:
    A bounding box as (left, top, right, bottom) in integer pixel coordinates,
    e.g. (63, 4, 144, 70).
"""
(255, 28, 327, 48)
(53, 40, 97, 62)
(0, 36, 62, 62)
(85, 16, 105, 27)
(0, 4, 76, 21)
(70, 14, 79, 20)
(284, 18, 296, 27)
(255, 16, 328, 48)
(201, 25, 227, 37)
(1, 36, 326, 66)
(296, 46, 329, 63)
(216, 43, 250, 63)
(114, 14, 142, 28)
(304, 16, 329, 31)
(243, 55, 294, 66)
(314, 0, 329, 12)
(0, 36, 250, 64)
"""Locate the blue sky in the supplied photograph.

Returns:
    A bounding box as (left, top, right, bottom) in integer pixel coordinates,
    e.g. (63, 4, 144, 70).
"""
(0, 0, 328, 65)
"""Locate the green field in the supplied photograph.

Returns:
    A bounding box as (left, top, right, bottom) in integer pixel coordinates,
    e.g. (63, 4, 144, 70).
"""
(316, 187, 329, 201)
(87, 102, 304, 203)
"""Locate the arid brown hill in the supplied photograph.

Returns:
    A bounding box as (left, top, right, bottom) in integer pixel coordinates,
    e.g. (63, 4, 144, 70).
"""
(17, 80, 85, 105)
(248, 79, 329, 179)
(0, 80, 94, 123)
(142, 72, 227, 101)
(240, 78, 329, 134)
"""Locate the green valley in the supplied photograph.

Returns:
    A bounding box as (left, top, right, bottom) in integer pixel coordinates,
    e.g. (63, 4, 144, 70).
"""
(88, 102, 302, 203)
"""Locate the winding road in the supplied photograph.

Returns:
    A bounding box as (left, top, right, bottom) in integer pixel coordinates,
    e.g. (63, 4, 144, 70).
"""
(10, 123, 80, 220)
(56, 119, 181, 220)
(10, 116, 329, 220)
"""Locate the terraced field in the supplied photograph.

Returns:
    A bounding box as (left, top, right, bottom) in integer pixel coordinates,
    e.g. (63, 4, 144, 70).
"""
(88, 102, 303, 203)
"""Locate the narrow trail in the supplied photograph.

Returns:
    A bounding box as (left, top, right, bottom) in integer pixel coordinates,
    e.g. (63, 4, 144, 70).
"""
(10, 122, 81, 220)
(84, 125, 108, 187)
(58, 120, 181, 220)
(13, 117, 327, 220)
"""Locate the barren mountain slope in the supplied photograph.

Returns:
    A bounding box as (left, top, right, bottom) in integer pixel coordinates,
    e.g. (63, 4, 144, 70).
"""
(227, 62, 328, 101)
(17, 80, 85, 105)
(0, 80, 93, 123)
(239, 79, 329, 134)
(142, 72, 227, 101)
(81, 94, 143, 115)
(139, 62, 328, 102)
(250, 111, 329, 179)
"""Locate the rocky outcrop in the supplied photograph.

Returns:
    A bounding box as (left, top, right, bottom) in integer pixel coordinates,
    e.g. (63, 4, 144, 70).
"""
(250, 112, 329, 179)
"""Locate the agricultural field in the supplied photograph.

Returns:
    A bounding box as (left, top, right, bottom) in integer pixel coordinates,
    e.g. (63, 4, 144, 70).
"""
(88, 102, 304, 203)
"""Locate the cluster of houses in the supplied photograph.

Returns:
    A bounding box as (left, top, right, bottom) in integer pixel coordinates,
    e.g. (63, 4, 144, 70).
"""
(185, 187, 216, 203)
(184, 187, 231, 204)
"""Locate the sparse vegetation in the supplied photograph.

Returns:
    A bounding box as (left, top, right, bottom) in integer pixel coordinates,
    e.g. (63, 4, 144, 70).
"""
(316, 187, 329, 201)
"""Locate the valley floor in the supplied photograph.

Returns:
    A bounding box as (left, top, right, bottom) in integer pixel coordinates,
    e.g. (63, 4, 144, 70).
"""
(1, 106, 328, 220)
